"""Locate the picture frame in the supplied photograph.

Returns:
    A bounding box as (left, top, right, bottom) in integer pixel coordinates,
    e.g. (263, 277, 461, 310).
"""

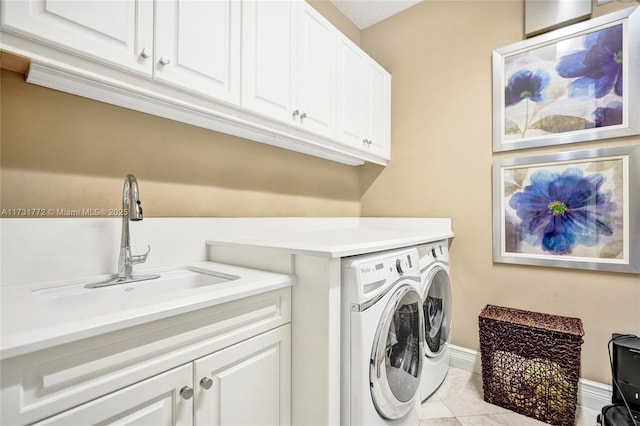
(492, 6, 639, 152)
(492, 145, 640, 274)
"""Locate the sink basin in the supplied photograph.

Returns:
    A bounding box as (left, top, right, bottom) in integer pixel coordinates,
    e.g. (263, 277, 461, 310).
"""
(32, 267, 239, 308)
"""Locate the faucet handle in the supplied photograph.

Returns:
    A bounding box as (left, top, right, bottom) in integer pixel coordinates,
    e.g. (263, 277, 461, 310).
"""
(130, 245, 151, 265)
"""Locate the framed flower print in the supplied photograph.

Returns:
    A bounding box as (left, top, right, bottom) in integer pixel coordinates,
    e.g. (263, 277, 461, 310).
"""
(493, 6, 639, 152)
(492, 145, 640, 273)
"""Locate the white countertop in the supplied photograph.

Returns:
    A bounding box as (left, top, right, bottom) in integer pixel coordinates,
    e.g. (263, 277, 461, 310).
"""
(0, 217, 452, 360)
(205, 217, 454, 257)
(0, 261, 293, 360)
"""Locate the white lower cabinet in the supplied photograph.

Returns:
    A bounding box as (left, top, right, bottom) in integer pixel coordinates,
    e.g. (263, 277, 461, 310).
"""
(1, 288, 291, 426)
(34, 363, 194, 426)
(33, 325, 290, 426)
(194, 325, 291, 426)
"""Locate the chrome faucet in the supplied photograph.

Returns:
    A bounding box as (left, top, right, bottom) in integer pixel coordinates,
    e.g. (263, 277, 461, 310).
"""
(85, 174, 159, 288)
(118, 174, 150, 279)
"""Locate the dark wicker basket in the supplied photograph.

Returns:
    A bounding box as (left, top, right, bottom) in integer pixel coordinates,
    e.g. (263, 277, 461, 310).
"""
(478, 305, 584, 426)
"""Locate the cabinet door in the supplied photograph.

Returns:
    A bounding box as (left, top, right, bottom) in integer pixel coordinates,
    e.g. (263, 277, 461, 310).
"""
(194, 325, 291, 426)
(365, 60, 392, 159)
(155, 0, 240, 105)
(33, 364, 193, 426)
(1, 0, 153, 75)
(241, 0, 297, 123)
(296, 3, 337, 139)
(336, 36, 366, 148)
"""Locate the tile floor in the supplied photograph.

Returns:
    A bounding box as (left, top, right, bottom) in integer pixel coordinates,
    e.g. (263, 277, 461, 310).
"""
(420, 367, 600, 425)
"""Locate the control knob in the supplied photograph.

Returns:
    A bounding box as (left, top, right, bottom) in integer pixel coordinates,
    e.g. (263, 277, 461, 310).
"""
(395, 258, 408, 274)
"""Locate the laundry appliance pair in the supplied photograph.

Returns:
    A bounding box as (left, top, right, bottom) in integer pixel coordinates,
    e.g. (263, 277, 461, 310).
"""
(341, 241, 452, 425)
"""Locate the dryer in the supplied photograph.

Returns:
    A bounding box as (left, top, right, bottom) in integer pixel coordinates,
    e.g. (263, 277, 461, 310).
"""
(341, 248, 424, 426)
(418, 240, 452, 401)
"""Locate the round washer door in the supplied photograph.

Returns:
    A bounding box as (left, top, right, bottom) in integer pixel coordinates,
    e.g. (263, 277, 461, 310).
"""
(422, 266, 451, 357)
(370, 284, 424, 420)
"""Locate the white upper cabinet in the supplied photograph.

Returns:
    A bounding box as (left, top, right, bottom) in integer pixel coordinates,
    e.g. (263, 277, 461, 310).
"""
(364, 60, 392, 159)
(1, 0, 240, 104)
(1, 0, 391, 165)
(295, 4, 337, 140)
(241, 0, 297, 123)
(336, 36, 367, 148)
(155, 0, 241, 104)
(337, 35, 391, 159)
(241, 0, 337, 140)
(1, 0, 153, 75)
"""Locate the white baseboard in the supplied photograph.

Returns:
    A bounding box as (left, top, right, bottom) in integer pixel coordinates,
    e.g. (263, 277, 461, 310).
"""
(449, 344, 483, 375)
(448, 344, 612, 412)
(578, 379, 613, 412)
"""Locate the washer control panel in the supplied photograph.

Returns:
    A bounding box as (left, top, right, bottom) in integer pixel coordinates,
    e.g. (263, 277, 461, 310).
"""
(351, 248, 420, 302)
(356, 250, 417, 279)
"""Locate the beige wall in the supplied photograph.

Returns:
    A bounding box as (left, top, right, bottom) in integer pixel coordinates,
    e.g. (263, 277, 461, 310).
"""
(0, 1, 361, 218)
(359, 1, 639, 383)
(0, 70, 361, 217)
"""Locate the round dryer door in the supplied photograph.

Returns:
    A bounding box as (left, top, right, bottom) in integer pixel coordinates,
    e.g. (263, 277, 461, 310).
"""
(370, 284, 424, 420)
(423, 266, 451, 357)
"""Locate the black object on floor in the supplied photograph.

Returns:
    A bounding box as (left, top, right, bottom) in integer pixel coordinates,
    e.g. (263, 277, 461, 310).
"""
(597, 334, 640, 426)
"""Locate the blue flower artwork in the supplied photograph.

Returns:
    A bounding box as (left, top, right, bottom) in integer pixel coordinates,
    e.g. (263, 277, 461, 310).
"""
(503, 24, 625, 141)
(505, 69, 551, 107)
(503, 160, 624, 258)
(556, 25, 623, 99)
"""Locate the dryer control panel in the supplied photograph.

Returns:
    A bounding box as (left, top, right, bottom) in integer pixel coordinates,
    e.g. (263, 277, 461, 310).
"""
(417, 240, 449, 269)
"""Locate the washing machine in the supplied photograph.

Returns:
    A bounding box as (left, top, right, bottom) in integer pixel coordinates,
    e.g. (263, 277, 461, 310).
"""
(417, 240, 452, 401)
(341, 247, 424, 426)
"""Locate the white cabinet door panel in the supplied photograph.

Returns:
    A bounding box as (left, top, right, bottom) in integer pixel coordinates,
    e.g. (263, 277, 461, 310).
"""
(241, 0, 297, 123)
(34, 364, 193, 426)
(1, 0, 153, 75)
(366, 61, 391, 158)
(337, 36, 366, 147)
(297, 5, 336, 139)
(155, 0, 240, 104)
(194, 325, 291, 426)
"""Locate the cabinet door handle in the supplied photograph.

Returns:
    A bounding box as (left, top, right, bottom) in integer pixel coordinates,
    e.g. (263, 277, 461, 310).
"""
(159, 56, 171, 66)
(200, 377, 214, 390)
(300, 112, 307, 119)
(292, 110, 300, 118)
(180, 386, 194, 400)
(140, 47, 152, 59)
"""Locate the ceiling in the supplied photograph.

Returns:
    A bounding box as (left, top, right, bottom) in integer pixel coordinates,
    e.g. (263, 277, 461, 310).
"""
(329, 0, 423, 29)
